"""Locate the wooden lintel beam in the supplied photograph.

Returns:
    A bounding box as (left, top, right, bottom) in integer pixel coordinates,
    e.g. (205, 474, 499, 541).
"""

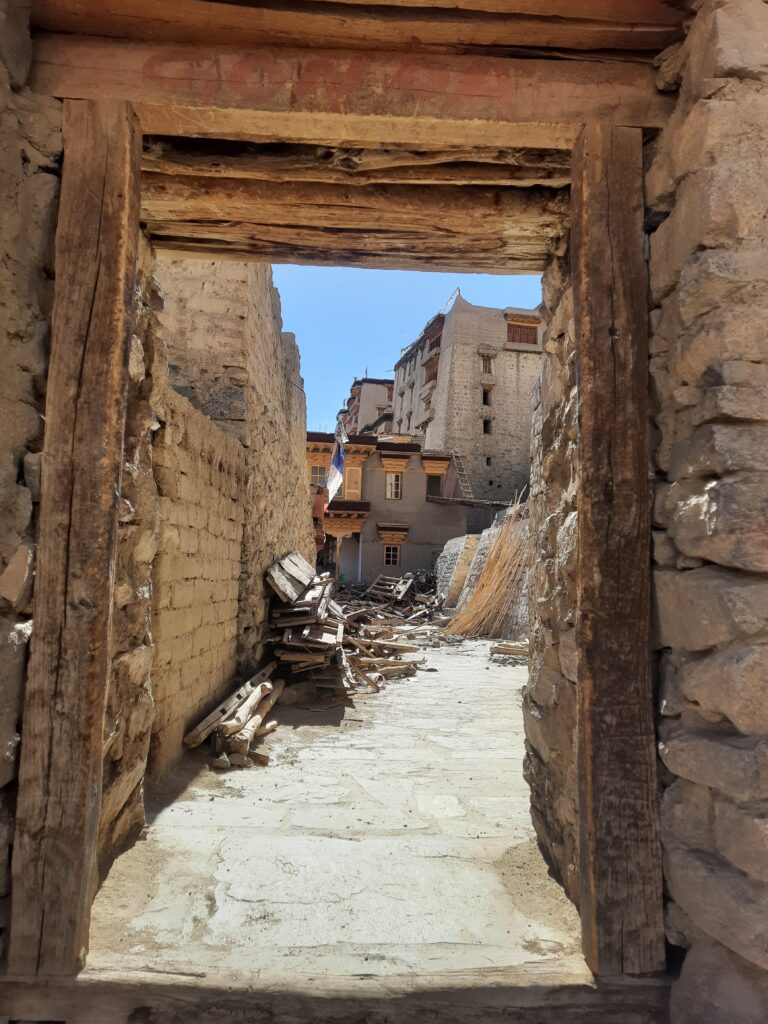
(31, 0, 684, 54)
(572, 123, 665, 977)
(9, 100, 141, 977)
(32, 34, 675, 150)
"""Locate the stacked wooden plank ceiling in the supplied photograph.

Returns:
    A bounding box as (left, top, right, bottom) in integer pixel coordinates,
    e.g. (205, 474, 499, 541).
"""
(30, 0, 684, 270)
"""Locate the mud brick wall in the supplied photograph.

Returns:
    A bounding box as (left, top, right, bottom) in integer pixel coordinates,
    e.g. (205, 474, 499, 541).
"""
(646, 2, 768, 1019)
(99, 237, 161, 872)
(522, 252, 580, 905)
(237, 263, 314, 673)
(149, 389, 247, 775)
(155, 258, 314, 677)
(0, 7, 61, 947)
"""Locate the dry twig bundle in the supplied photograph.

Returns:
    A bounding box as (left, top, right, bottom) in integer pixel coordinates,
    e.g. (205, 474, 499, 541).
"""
(444, 499, 528, 639)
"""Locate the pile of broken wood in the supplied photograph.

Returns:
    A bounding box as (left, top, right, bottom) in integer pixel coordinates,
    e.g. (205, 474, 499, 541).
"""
(183, 551, 438, 770)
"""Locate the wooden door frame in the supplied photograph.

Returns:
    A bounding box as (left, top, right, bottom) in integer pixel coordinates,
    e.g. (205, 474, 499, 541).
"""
(8, 99, 142, 977)
(8, 99, 664, 978)
(571, 124, 665, 976)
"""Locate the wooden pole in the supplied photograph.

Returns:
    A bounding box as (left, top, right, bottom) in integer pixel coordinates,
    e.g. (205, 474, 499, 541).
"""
(335, 535, 342, 584)
(571, 123, 665, 976)
(8, 100, 141, 977)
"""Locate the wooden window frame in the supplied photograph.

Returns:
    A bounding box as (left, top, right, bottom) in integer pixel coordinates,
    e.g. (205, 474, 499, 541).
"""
(385, 472, 402, 500)
(384, 544, 400, 567)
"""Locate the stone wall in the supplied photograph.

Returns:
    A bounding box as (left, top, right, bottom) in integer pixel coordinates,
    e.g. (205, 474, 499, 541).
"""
(645, 2, 768, 1017)
(99, 237, 160, 871)
(0, 4, 61, 948)
(522, 253, 580, 904)
(149, 388, 247, 775)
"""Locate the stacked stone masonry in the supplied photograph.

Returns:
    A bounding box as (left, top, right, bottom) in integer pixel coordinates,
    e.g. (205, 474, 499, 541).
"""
(99, 237, 160, 872)
(0, 8, 61, 952)
(647, 2, 768, 1019)
(522, 253, 580, 905)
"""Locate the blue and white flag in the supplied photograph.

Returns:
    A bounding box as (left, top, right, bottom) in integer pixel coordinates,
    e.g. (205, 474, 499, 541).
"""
(327, 440, 345, 502)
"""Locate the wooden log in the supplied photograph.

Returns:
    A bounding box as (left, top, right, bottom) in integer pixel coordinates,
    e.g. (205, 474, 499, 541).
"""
(31, 35, 676, 152)
(8, 100, 141, 977)
(225, 681, 286, 755)
(571, 123, 664, 976)
(31, 0, 683, 53)
(255, 720, 278, 737)
(183, 661, 277, 747)
(142, 139, 572, 188)
(218, 681, 274, 736)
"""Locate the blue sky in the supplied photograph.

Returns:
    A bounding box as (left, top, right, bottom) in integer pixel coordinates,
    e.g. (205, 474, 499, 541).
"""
(272, 265, 542, 432)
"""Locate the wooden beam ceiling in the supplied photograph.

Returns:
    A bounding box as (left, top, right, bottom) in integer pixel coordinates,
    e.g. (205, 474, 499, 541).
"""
(32, 0, 685, 57)
(140, 172, 568, 271)
(143, 138, 572, 188)
(32, 34, 676, 150)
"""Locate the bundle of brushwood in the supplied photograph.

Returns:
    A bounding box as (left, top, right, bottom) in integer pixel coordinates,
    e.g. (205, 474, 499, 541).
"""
(444, 500, 528, 639)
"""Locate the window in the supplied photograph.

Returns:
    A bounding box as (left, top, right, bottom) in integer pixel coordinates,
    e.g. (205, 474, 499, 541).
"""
(384, 544, 400, 566)
(483, 419, 492, 435)
(486, 456, 492, 466)
(310, 465, 326, 488)
(488, 479, 494, 486)
(482, 387, 492, 406)
(386, 472, 402, 499)
(426, 474, 442, 497)
(481, 355, 494, 375)
(507, 321, 538, 346)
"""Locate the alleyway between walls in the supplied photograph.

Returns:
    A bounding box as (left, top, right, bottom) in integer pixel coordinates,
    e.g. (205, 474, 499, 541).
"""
(89, 641, 582, 980)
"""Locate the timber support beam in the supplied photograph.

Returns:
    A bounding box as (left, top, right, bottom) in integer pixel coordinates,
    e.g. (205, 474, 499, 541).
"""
(31, 34, 676, 150)
(8, 99, 141, 976)
(571, 124, 665, 977)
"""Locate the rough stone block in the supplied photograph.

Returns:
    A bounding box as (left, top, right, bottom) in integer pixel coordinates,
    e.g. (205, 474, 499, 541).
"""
(686, 0, 768, 89)
(661, 778, 716, 854)
(665, 844, 768, 971)
(660, 731, 768, 803)
(681, 642, 768, 735)
(714, 798, 768, 882)
(669, 424, 768, 481)
(0, 542, 34, 611)
(653, 567, 768, 651)
(667, 474, 768, 571)
(671, 935, 768, 1024)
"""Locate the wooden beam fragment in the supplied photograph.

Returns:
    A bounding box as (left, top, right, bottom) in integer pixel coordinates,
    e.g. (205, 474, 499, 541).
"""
(571, 123, 665, 976)
(8, 99, 141, 977)
(140, 172, 568, 270)
(30, 0, 684, 53)
(142, 139, 572, 188)
(31, 35, 676, 151)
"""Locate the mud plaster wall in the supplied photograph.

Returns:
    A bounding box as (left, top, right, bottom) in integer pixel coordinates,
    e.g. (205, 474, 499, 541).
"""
(645, 2, 768, 1019)
(155, 259, 314, 678)
(0, 5, 61, 948)
(522, 251, 580, 904)
(149, 388, 247, 775)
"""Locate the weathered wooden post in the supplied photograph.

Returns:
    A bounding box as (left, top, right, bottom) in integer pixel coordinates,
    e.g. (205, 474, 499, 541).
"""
(9, 99, 142, 976)
(571, 123, 665, 977)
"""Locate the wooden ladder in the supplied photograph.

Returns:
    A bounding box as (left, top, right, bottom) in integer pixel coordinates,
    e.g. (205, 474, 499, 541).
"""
(451, 448, 474, 499)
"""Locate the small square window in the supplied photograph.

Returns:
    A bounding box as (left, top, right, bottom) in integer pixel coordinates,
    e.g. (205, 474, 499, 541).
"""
(310, 464, 327, 488)
(481, 355, 494, 374)
(482, 388, 492, 406)
(386, 472, 402, 499)
(488, 479, 494, 486)
(486, 456, 492, 466)
(384, 544, 400, 566)
(426, 474, 442, 497)
(483, 419, 492, 435)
